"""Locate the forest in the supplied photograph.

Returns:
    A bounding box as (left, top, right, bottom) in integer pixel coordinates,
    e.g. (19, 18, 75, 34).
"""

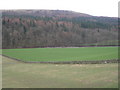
(2, 10, 118, 48)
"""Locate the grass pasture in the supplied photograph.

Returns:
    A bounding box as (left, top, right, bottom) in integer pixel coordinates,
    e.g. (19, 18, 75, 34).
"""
(2, 56, 118, 88)
(2, 47, 118, 62)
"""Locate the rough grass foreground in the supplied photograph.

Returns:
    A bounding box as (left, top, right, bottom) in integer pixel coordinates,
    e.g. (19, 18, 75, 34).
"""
(2, 56, 118, 88)
(2, 47, 118, 63)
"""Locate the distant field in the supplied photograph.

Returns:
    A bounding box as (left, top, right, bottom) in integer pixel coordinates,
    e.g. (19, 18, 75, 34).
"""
(2, 56, 118, 88)
(2, 47, 118, 62)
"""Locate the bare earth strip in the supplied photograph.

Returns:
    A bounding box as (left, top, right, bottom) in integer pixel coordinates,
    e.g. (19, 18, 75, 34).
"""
(2, 55, 118, 88)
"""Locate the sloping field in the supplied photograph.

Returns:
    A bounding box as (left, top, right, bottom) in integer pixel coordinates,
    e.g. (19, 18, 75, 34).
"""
(2, 56, 118, 88)
(2, 47, 118, 62)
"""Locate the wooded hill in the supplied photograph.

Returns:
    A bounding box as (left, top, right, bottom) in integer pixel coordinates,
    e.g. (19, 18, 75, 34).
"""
(2, 10, 118, 48)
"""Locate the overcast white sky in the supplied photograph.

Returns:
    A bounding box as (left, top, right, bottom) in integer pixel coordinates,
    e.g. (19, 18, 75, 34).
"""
(0, 0, 119, 17)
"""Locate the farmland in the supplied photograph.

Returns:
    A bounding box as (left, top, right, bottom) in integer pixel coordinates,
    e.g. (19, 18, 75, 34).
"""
(2, 55, 118, 88)
(2, 46, 118, 88)
(2, 47, 118, 62)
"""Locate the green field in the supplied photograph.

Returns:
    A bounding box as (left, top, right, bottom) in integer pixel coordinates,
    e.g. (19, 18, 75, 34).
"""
(2, 56, 118, 88)
(2, 47, 118, 62)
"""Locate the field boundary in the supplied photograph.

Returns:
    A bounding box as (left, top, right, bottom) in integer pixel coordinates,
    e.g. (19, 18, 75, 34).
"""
(2, 45, 119, 49)
(1, 54, 119, 64)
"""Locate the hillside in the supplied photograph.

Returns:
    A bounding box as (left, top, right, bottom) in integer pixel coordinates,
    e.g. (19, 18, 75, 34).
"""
(2, 10, 118, 48)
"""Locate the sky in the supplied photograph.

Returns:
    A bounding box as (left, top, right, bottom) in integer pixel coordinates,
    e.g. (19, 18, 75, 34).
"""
(0, 0, 119, 17)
